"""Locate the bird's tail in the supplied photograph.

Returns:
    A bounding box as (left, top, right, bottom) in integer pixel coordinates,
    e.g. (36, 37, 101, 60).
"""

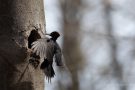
(40, 59, 55, 82)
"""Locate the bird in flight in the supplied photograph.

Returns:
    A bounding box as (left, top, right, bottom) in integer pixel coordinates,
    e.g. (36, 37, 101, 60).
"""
(29, 31, 64, 82)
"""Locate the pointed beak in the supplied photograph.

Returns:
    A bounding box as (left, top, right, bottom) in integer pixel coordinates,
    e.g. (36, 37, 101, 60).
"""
(45, 33, 50, 35)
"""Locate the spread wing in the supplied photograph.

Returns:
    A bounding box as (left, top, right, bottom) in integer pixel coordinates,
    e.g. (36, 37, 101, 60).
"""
(31, 38, 47, 59)
(54, 42, 63, 66)
(31, 38, 55, 59)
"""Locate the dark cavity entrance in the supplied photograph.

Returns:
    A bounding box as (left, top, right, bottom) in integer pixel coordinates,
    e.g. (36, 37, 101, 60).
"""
(28, 30, 41, 48)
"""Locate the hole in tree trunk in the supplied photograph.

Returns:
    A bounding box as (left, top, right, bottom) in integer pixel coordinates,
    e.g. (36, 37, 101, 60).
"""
(28, 30, 41, 49)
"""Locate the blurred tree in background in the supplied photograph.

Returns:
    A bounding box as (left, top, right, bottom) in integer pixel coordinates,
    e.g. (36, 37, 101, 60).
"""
(58, 0, 84, 90)
(103, 0, 126, 90)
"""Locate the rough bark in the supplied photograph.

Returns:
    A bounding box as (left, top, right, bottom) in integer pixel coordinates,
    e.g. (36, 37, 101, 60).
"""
(0, 0, 45, 90)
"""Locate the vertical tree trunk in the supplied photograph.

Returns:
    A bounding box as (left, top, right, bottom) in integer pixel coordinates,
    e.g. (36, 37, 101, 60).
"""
(60, 0, 83, 90)
(0, 0, 45, 90)
(103, 0, 127, 90)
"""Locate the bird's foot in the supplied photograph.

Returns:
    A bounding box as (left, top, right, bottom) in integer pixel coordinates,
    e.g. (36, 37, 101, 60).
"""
(29, 57, 40, 69)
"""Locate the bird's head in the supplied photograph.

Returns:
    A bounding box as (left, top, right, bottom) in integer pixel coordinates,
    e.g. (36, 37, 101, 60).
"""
(46, 31, 60, 41)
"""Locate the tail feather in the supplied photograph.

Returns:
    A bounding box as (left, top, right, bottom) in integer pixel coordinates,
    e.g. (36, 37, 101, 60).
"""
(40, 59, 49, 69)
(40, 59, 55, 82)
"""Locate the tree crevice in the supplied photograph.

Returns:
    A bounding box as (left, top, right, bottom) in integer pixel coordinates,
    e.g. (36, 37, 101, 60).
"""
(28, 30, 41, 49)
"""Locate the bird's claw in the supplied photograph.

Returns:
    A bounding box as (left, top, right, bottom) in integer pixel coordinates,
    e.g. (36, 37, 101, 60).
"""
(29, 58, 40, 69)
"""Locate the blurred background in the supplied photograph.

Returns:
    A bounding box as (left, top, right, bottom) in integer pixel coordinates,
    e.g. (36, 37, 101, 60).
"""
(44, 0, 135, 90)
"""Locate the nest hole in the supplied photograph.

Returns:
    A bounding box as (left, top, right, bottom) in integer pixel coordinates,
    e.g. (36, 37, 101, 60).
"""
(28, 30, 41, 48)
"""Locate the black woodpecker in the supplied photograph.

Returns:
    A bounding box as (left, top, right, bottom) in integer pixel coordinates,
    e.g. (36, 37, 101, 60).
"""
(30, 31, 63, 82)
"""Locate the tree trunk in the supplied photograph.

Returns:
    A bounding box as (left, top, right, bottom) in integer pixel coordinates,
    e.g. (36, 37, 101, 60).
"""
(0, 0, 45, 90)
(60, 0, 83, 90)
(103, 0, 127, 90)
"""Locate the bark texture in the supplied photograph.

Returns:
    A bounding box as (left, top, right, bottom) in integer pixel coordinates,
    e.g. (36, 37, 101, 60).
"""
(0, 0, 45, 90)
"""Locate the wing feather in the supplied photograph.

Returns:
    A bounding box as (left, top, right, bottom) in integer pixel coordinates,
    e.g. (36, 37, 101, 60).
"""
(32, 37, 56, 60)
(31, 38, 47, 59)
(54, 42, 63, 66)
